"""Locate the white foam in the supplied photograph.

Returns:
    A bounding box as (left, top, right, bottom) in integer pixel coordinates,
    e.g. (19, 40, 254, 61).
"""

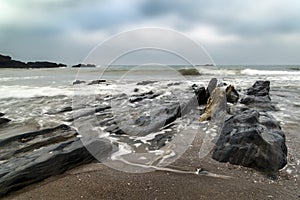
(241, 68, 300, 75)
(0, 85, 74, 99)
(0, 76, 45, 82)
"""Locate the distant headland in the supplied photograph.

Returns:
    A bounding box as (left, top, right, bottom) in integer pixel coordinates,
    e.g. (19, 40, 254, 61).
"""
(0, 53, 96, 68)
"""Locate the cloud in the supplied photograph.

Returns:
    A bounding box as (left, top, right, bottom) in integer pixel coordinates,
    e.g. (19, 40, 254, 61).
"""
(0, 0, 300, 64)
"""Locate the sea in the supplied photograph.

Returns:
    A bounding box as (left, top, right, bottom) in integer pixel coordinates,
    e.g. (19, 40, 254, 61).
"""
(0, 65, 299, 175)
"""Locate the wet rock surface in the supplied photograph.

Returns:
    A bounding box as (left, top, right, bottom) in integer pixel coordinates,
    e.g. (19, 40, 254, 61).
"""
(212, 81, 287, 172)
(0, 79, 288, 196)
(0, 125, 112, 196)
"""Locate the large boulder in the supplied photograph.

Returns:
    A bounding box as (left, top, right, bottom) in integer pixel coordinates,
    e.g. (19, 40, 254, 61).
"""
(247, 80, 270, 96)
(212, 109, 287, 172)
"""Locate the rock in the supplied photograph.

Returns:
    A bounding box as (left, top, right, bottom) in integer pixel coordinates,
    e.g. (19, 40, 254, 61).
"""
(241, 81, 276, 111)
(136, 81, 157, 85)
(133, 88, 139, 92)
(0, 118, 11, 126)
(73, 80, 86, 85)
(178, 68, 201, 76)
(246, 80, 270, 97)
(88, 80, 106, 85)
(0, 54, 67, 68)
(226, 85, 239, 104)
(72, 64, 96, 68)
(27, 62, 66, 68)
(241, 93, 276, 111)
(0, 124, 112, 196)
(199, 87, 227, 122)
(193, 87, 207, 105)
(0, 54, 12, 62)
(129, 91, 160, 103)
(0, 59, 27, 68)
(206, 78, 218, 96)
(212, 109, 287, 172)
(58, 106, 73, 113)
(0, 113, 4, 117)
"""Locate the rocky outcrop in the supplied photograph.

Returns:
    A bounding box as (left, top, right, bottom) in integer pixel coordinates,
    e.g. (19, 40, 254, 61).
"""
(87, 79, 107, 85)
(73, 80, 86, 85)
(27, 62, 66, 68)
(0, 54, 66, 68)
(72, 64, 96, 68)
(0, 124, 112, 196)
(212, 109, 287, 172)
(241, 80, 276, 111)
(212, 80, 287, 172)
(0, 54, 27, 68)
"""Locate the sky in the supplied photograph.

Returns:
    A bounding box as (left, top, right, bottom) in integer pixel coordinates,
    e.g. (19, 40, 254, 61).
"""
(0, 0, 300, 65)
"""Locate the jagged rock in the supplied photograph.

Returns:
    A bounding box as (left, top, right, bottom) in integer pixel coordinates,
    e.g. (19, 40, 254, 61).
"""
(0, 118, 11, 126)
(73, 80, 86, 85)
(226, 85, 239, 104)
(88, 79, 106, 85)
(0, 113, 4, 117)
(0, 124, 112, 196)
(199, 87, 227, 122)
(193, 87, 207, 105)
(212, 109, 287, 172)
(247, 80, 270, 96)
(241, 81, 276, 111)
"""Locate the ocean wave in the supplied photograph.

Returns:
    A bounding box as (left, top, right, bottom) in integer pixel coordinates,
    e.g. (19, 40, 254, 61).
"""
(0, 76, 45, 82)
(0, 86, 74, 99)
(241, 68, 300, 75)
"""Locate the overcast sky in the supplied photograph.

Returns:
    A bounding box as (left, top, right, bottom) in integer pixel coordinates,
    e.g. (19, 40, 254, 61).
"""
(0, 0, 300, 65)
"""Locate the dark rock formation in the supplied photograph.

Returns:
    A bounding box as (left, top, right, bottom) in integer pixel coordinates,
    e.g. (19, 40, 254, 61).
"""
(192, 78, 218, 106)
(136, 81, 157, 85)
(178, 68, 201, 76)
(193, 87, 207, 105)
(27, 62, 66, 68)
(129, 91, 160, 103)
(0, 124, 112, 196)
(241, 80, 276, 111)
(247, 80, 270, 96)
(212, 109, 287, 172)
(73, 80, 86, 85)
(0, 54, 27, 68)
(226, 85, 239, 104)
(0, 54, 66, 68)
(0, 118, 11, 126)
(212, 80, 287, 172)
(0, 112, 4, 117)
(88, 79, 107, 85)
(72, 64, 96, 68)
